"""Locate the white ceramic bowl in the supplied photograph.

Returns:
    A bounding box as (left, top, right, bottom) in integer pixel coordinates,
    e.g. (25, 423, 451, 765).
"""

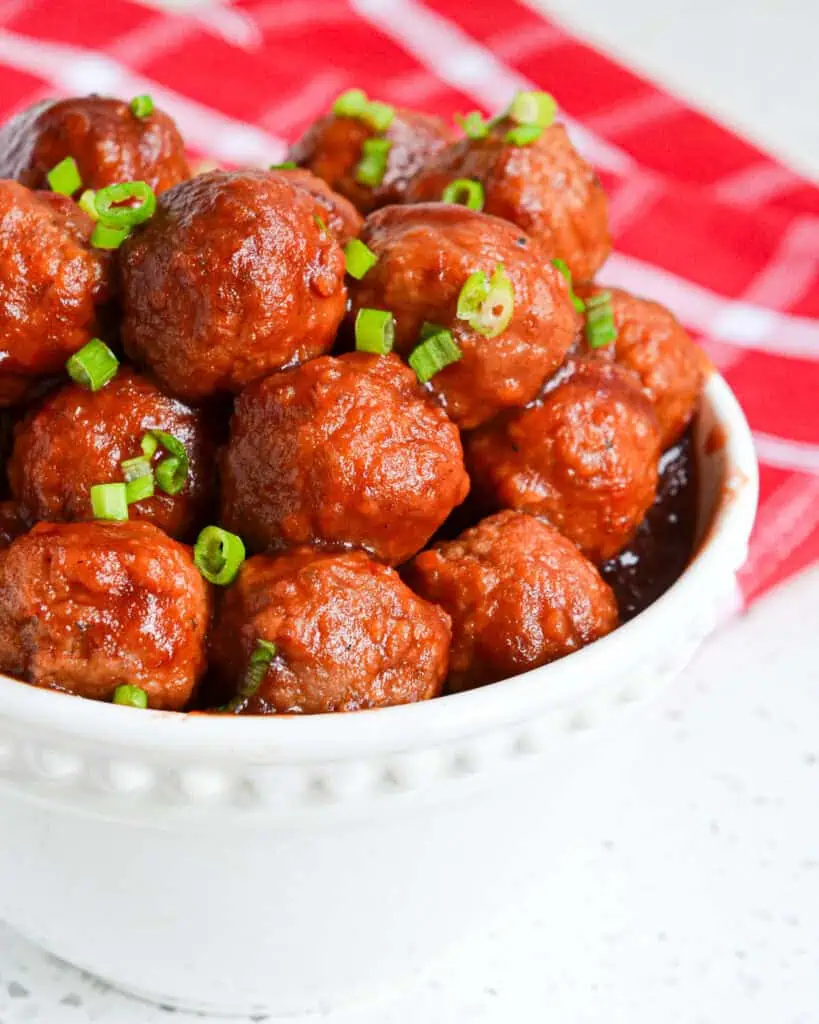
(0, 372, 757, 1018)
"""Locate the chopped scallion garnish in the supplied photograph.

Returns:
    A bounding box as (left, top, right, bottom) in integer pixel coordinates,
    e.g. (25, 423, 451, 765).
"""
(78, 189, 98, 221)
(90, 222, 130, 250)
(194, 526, 246, 586)
(408, 326, 462, 383)
(112, 684, 148, 708)
(65, 338, 119, 391)
(505, 123, 543, 146)
(441, 178, 485, 211)
(90, 482, 128, 522)
(361, 100, 395, 133)
(147, 431, 189, 495)
(241, 639, 278, 697)
(456, 264, 515, 338)
(344, 238, 377, 279)
(270, 160, 297, 170)
(332, 88, 368, 118)
(354, 137, 391, 187)
(355, 308, 394, 355)
(125, 475, 155, 504)
(508, 91, 557, 128)
(585, 291, 618, 349)
(314, 213, 328, 235)
(551, 258, 585, 314)
(455, 111, 490, 140)
(47, 156, 82, 196)
(121, 456, 153, 483)
(94, 181, 156, 230)
(129, 94, 154, 119)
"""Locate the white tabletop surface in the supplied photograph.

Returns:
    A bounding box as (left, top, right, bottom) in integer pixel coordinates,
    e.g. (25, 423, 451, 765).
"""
(1, 1, 818, 1021)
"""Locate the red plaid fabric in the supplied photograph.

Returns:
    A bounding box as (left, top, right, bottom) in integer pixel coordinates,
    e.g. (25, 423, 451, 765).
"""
(0, 0, 816, 602)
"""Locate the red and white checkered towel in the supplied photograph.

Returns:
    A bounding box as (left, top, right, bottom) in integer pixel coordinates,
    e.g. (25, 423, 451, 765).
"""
(0, 0, 816, 603)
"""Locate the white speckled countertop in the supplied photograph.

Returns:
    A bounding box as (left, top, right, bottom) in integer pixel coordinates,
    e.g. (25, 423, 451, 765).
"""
(1, 0, 817, 1021)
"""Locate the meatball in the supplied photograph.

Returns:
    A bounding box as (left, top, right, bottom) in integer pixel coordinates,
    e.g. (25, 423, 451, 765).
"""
(290, 107, 452, 214)
(220, 352, 470, 565)
(406, 120, 609, 283)
(578, 286, 708, 448)
(8, 369, 215, 539)
(0, 520, 210, 709)
(0, 181, 109, 399)
(406, 511, 617, 690)
(348, 204, 580, 428)
(274, 167, 363, 244)
(466, 360, 661, 562)
(210, 547, 450, 714)
(120, 170, 347, 401)
(0, 96, 189, 194)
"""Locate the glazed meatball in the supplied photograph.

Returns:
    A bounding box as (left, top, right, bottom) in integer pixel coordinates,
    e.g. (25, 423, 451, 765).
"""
(578, 286, 708, 448)
(274, 167, 363, 244)
(466, 360, 661, 562)
(220, 352, 470, 565)
(0, 521, 210, 709)
(406, 119, 609, 283)
(8, 369, 215, 539)
(0, 96, 189, 193)
(210, 547, 450, 714)
(0, 181, 109, 399)
(406, 511, 617, 690)
(348, 204, 580, 428)
(290, 107, 451, 214)
(120, 170, 347, 401)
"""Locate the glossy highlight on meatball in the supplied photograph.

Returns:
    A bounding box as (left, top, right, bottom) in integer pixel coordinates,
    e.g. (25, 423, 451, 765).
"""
(579, 285, 709, 448)
(406, 510, 618, 691)
(0, 521, 211, 709)
(120, 170, 347, 401)
(406, 119, 610, 283)
(210, 547, 451, 714)
(0, 181, 109, 399)
(466, 360, 661, 562)
(290, 105, 452, 214)
(273, 166, 363, 244)
(0, 96, 189, 194)
(9, 369, 215, 540)
(348, 204, 580, 428)
(220, 352, 470, 565)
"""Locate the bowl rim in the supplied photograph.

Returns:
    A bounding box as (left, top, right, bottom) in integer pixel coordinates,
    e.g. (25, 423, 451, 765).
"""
(0, 372, 758, 763)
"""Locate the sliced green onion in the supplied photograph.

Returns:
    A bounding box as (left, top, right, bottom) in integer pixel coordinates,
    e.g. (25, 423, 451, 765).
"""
(361, 100, 395, 132)
(90, 222, 130, 250)
(66, 338, 119, 391)
(125, 475, 155, 504)
(90, 482, 128, 522)
(145, 430, 189, 495)
(508, 91, 557, 127)
(141, 433, 159, 458)
(344, 238, 377, 279)
(94, 181, 156, 230)
(420, 320, 445, 340)
(551, 257, 585, 314)
(112, 684, 148, 709)
(455, 111, 490, 140)
(505, 123, 543, 146)
(355, 308, 394, 355)
(78, 189, 98, 221)
(585, 291, 618, 349)
(270, 160, 297, 170)
(332, 88, 368, 118)
(154, 457, 184, 495)
(120, 456, 153, 483)
(408, 327, 462, 384)
(241, 639, 278, 697)
(314, 213, 328, 235)
(456, 264, 514, 338)
(355, 137, 391, 187)
(441, 178, 485, 211)
(194, 526, 246, 586)
(129, 94, 154, 119)
(47, 156, 82, 196)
